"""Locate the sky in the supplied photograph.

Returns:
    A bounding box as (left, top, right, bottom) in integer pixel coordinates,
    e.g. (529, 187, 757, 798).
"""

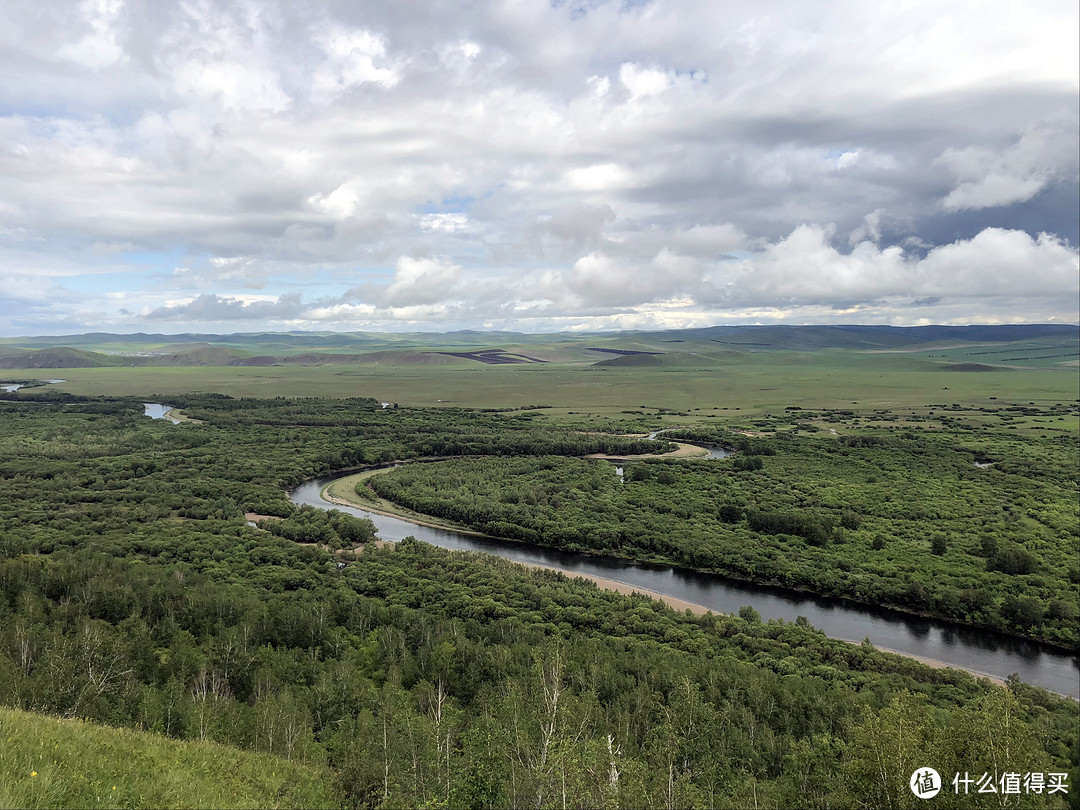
(1, 0, 1077, 336)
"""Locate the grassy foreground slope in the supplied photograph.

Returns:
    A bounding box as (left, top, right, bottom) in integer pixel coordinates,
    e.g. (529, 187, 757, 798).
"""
(0, 707, 334, 810)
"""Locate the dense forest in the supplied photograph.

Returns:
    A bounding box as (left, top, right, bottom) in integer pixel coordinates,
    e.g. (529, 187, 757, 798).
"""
(0, 393, 1076, 809)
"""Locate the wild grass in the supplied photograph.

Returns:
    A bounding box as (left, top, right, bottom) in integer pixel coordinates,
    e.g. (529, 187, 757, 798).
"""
(0, 707, 335, 810)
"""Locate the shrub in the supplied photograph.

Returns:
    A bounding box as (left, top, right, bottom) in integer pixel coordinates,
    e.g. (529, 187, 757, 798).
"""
(718, 504, 744, 523)
(987, 544, 1037, 575)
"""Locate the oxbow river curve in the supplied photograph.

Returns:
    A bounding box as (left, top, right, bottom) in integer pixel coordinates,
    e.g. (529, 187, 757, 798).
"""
(290, 469, 1079, 699)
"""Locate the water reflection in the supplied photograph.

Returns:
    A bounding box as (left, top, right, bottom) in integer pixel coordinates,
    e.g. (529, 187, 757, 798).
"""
(143, 403, 182, 424)
(646, 429, 735, 459)
(1, 379, 66, 393)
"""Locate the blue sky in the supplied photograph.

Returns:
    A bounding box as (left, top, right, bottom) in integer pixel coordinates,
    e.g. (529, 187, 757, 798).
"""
(0, 0, 1077, 336)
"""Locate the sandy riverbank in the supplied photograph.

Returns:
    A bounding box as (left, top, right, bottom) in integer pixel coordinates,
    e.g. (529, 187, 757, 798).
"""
(586, 442, 710, 460)
(524, 564, 1008, 687)
(162, 407, 201, 424)
(865, 644, 1006, 687)
(319, 475, 493, 537)
(519, 561, 711, 615)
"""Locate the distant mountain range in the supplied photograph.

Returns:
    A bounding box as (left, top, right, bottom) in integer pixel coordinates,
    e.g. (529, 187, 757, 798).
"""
(0, 324, 1076, 369)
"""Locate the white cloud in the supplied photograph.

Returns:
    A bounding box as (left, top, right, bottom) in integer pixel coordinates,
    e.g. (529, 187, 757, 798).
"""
(618, 63, 673, 100)
(58, 0, 126, 70)
(849, 209, 887, 245)
(565, 163, 633, 192)
(420, 213, 471, 233)
(312, 26, 400, 99)
(384, 256, 463, 306)
(937, 118, 1079, 211)
(941, 174, 1046, 211)
(173, 60, 291, 112)
(917, 228, 1079, 296)
(0, 0, 1075, 334)
(145, 292, 304, 320)
(671, 223, 747, 256)
(567, 252, 636, 305)
(308, 184, 362, 220)
(700, 225, 1078, 308)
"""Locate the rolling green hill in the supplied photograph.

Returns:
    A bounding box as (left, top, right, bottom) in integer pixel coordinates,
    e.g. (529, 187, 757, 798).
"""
(2, 323, 1076, 365)
(592, 351, 726, 367)
(0, 347, 110, 369)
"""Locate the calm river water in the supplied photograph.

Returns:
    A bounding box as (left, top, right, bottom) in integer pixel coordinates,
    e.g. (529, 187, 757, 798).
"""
(1, 379, 66, 393)
(291, 471, 1079, 698)
(143, 403, 182, 423)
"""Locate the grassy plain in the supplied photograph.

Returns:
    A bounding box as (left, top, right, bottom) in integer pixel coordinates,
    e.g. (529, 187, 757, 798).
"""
(12, 348, 1078, 422)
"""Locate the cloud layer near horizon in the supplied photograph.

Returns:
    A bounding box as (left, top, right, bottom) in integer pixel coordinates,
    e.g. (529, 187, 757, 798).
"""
(0, 0, 1077, 334)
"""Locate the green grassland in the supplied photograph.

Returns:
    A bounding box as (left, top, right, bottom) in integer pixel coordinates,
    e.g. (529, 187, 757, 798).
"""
(2, 328, 1076, 438)
(0, 707, 334, 810)
(6, 345, 1077, 418)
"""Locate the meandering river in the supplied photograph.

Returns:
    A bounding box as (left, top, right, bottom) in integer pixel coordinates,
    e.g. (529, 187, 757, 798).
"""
(1, 379, 66, 393)
(647, 429, 735, 459)
(290, 470, 1079, 698)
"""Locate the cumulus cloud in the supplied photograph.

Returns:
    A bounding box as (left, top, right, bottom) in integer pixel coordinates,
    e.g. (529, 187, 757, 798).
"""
(384, 256, 463, 306)
(917, 229, 1078, 296)
(492, 224, 1079, 322)
(0, 0, 1076, 334)
(526, 204, 616, 258)
(420, 213, 471, 233)
(698, 226, 1078, 308)
(565, 163, 634, 192)
(619, 63, 674, 100)
(146, 292, 305, 321)
(670, 223, 747, 257)
(937, 118, 1080, 211)
(59, 0, 126, 69)
(849, 210, 887, 245)
(311, 26, 401, 99)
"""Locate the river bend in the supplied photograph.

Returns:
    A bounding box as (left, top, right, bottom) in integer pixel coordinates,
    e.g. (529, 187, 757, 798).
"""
(290, 471, 1079, 698)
